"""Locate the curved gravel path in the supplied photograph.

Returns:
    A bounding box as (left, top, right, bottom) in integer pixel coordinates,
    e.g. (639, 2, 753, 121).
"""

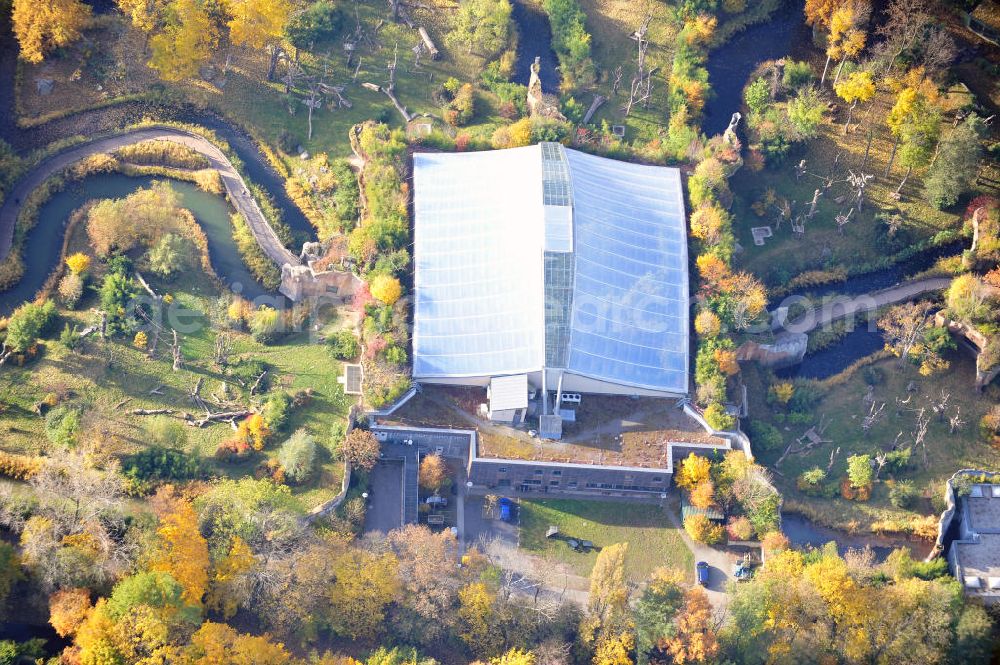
(0, 126, 301, 268)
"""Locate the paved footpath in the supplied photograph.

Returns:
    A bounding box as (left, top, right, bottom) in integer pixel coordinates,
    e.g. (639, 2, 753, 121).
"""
(0, 126, 300, 268)
(781, 277, 953, 333)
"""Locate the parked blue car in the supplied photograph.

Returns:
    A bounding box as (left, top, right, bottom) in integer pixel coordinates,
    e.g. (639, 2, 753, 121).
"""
(696, 561, 710, 586)
(498, 497, 514, 522)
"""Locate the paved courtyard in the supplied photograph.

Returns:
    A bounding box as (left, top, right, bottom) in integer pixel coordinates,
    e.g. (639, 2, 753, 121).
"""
(363, 459, 404, 534)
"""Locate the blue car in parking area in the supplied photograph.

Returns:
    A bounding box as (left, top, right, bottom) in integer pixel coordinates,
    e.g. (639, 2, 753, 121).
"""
(696, 561, 710, 586)
(498, 497, 514, 522)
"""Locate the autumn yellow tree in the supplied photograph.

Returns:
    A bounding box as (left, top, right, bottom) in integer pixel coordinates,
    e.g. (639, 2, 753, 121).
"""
(183, 622, 296, 665)
(369, 274, 403, 305)
(491, 649, 536, 665)
(693, 310, 721, 338)
(223, 0, 292, 50)
(206, 536, 256, 619)
(328, 549, 400, 640)
(689, 480, 716, 510)
(65, 252, 91, 276)
(593, 630, 635, 665)
(418, 453, 448, 493)
(659, 587, 719, 664)
(825, 1, 869, 87)
(689, 203, 729, 245)
(49, 588, 92, 638)
(116, 0, 168, 33)
(683, 514, 724, 545)
(12, 0, 92, 63)
(834, 70, 876, 133)
(150, 499, 210, 606)
(675, 453, 712, 491)
(148, 0, 218, 82)
(457, 581, 502, 656)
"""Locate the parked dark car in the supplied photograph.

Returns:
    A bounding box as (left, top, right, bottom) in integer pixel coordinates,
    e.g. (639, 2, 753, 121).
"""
(498, 497, 514, 522)
(696, 561, 710, 586)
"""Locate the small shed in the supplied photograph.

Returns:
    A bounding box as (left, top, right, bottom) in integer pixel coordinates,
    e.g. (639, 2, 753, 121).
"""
(488, 374, 528, 425)
(681, 501, 725, 522)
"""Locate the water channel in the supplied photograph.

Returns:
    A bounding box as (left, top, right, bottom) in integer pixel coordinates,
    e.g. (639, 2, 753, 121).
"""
(0, 174, 272, 315)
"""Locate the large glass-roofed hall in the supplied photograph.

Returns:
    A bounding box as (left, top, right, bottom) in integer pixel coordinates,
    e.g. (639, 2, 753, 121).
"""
(412, 142, 689, 403)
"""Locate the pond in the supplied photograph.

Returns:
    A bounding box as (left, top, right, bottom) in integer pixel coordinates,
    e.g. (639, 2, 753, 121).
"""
(0, 173, 274, 315)
(510, 0, 560, 91)
(703, 1, 810, 136)
(782, 512, 934, 562)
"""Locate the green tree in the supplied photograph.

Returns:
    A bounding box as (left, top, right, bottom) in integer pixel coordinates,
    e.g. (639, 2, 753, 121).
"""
(45, 405, 81, 447)
(786, 87, 825, 138)
(634, 568, 685, 664)
(277, 429, 317, 483)
(4, 300, 55, 353)
(285, 0, 341, 51)
(105, 570, 193, 620)
(744, 77, 771, 116)
(923, 114, 985, 209)
(446, 0, 511, 56)
(146, 233, 190, 280)
(99, 270, 138, 335)
(846, 454, 873, 489)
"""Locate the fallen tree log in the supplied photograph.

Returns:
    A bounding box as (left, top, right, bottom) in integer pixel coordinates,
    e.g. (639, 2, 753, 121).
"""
(132, 408, 175, 416)
(192, 410, 253, 428)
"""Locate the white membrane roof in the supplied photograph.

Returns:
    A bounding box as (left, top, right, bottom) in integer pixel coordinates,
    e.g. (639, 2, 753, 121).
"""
(412, 143, 689, 395)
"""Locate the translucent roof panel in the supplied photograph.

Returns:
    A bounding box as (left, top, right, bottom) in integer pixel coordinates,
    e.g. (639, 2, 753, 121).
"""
(412, 148, 546, 378)
(412, 144, 689, 395)
(564, 148, 689, 394)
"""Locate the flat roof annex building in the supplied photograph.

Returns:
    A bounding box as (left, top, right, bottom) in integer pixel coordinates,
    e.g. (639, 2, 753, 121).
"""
(412, 142, 689, 399)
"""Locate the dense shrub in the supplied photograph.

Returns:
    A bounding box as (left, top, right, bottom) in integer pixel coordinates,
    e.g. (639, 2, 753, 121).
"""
(542, 0, 596, 90)
(45, 405, 81, 447)
(4, 300, 56, 352)
(684, 514, 724, 545)
(889, 480, 918, 509)
(444, 83, 476, 127)
(114, 140, 211, 169)
(703, 402, 736, 431)
(0, 450, 42, 480)
(146, 233, 191, 280)
(747, 420, 783, 451)
(262, 390, 292, 433)
(57, 272, 84, 309)
(123, 446, 204, 489)
(781, 60, 814, 89)
(326, 330, 360, 361)
(277, 429, 317, 483)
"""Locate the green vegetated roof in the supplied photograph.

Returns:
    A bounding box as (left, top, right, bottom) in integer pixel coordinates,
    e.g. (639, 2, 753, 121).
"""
(682, 502, 724, 521)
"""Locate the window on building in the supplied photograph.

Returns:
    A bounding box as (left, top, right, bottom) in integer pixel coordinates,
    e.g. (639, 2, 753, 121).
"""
(534, 469, 544, 476)
(550, 480, 560, 486)
(552, 470, 562, 476)
(498, 467, 508, 473)
(652, 476, 663, 483)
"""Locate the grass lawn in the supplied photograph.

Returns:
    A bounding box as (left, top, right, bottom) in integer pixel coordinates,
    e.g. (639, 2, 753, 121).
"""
(746, 351, 1000, 536)
(0, 194, 350, 508)
(519, 498, 692, 581)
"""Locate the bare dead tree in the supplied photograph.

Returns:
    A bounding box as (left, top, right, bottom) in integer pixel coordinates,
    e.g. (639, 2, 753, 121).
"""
(949, 407, 965, 434)
(931, 389, 951, 423)
(622, 16, 652, 116)
(861, 400, 885, 434)
(611, 66, 623, 96)
(835, 207, 855, 235)
(913, 407, 931, 468)
(214, 332, 233, 369)
(171, 329, 182, 371)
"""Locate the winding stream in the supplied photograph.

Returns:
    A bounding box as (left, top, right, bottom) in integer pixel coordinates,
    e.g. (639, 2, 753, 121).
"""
(0, 174, 270, 315)
(782, 512, 934, 561)
(510, 0, 560, 91)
